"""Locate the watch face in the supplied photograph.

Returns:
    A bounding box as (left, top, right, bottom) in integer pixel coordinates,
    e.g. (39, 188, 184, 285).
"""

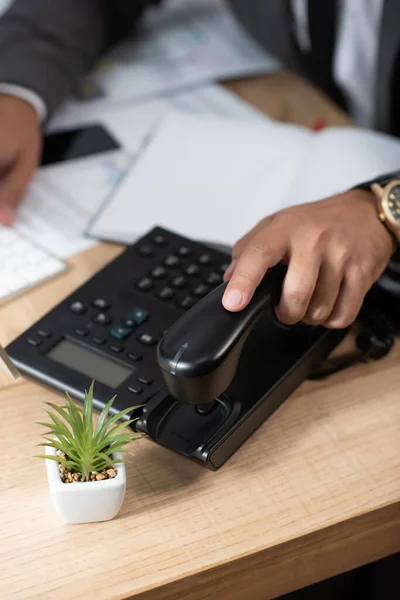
(387, 184, 400, 223)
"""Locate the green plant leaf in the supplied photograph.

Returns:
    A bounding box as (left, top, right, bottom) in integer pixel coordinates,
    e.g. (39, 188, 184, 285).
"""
(93, 395, 117, 438)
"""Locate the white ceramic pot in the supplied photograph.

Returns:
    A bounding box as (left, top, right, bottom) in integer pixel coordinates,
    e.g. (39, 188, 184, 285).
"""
(45, 445, 126, 524)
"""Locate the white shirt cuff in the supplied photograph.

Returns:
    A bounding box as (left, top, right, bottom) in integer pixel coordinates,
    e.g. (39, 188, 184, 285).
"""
(0, 83, 47, 122)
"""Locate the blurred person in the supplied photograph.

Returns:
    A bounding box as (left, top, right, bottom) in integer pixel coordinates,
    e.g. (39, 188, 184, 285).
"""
(0, 0, 399, 333)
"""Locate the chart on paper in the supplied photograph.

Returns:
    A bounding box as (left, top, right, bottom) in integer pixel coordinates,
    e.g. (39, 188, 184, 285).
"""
(70, 0, 280, 110)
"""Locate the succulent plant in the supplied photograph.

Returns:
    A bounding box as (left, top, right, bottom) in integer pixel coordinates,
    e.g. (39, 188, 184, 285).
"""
(36, 381, 140, 482)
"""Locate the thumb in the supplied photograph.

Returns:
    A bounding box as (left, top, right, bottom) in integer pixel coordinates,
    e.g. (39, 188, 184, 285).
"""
(0, 152, 37, 225)
(222, 227, 288, 312)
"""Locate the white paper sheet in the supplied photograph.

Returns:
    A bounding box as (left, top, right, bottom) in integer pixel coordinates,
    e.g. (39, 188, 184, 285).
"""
(87, 112, 311, 247)
(284, 127, 400, 206)
(14, 151, 131, 258)
(65, 0, 279, 112)
(15, 85, 267, 258)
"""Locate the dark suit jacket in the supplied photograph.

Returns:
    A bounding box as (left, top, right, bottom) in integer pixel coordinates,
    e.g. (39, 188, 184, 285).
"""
(0, 0, 399, 132)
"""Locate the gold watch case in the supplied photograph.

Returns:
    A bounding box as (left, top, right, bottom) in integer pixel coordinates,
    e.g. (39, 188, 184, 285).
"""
(370, 179, 400, 242)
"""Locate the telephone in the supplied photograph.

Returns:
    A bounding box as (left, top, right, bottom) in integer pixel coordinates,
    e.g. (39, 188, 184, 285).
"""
(6, 227, 397, 469)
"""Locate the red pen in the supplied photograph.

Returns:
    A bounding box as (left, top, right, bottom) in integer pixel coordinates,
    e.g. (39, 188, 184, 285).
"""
(311, 118, 327, 132)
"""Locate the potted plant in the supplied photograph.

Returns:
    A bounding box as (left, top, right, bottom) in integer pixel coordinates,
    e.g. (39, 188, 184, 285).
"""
(36, 381, 141, 524)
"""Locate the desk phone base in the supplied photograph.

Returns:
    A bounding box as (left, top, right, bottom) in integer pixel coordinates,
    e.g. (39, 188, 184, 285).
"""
(7, 227, 346, 469)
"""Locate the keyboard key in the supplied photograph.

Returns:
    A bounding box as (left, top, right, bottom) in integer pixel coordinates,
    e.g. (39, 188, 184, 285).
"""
(0, 225, 65, 305)
(150, 266, 167, 279)
(205, 272, 222, 286)
(91, 298, 109, 310)
(127, 385, 143, 395)
(75, 328, 89, 337)
(178, 295, 196, 310)
(37, 329, 52, 338)
(152, 234, 166, 246)
(69, 301, 86, 315)
(109, 344, 124, 353)
(185, 264, 200, 277)
(136, 277, 154, 292)
(92, 336, 105, 345)
(157, 287, 175, 300)
(220, 263, 230, 273)
(126, 307, 149, 325)
(171, 275, 187, 289)
(198, 253, 213, 265)
(164, 255, 180, 268)
(92, 313, 111, 326)
(137, 333, 157, 346)
(26, 337, 42, 347)
(126, 352, 142, 362)
(178, 245, 192, 257)
(138, 244, 154, 257)
(137, 376, 153, 386)
(109, 325, 134, 341)
(193, 284, 210, 297)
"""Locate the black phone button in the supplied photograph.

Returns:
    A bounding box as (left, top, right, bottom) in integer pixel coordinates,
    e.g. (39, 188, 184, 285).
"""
(164, 255, 180, 268)
(92, 336, 105, 345)
(193, 284, 210, 297)
(93, 313, 111, 326)
(138, 244, 154, 257)
(137, 376, 153, 386)
(109, 344, 124, 353)
(26, 337, 42, 347)
(198, 253, 213, 265)
(136, 278, 154, 292)
(205, 272, 222, 286)
(91, 298, 110, 310)
(37, 329, 52, 338)
(127, 352, 142, 362)
(178, 246, 192, 257)
(138, 333, 157, 346)
(152, 234, 166, 246)
(171, 275, 187, 289)
(157, 287, 175, 301)
(185, 264, 200, 277)
(69, 301, 86, 315)
(127, 385, 143, 395)
(75, 328, 89, 337)
(178, 295, 196, 310)
(150, 266, 167, 279)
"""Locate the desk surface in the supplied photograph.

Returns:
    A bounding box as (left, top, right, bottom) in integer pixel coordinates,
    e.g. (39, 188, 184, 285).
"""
(1, 74, 399, 600)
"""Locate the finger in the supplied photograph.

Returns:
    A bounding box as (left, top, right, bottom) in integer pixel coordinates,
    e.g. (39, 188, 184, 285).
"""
(223, 260, 237, 282)
(231, 215, 274, 261)
(324, 267, 367, 329)
(275, 248, 321, 325)
(302, 259, 343, 325)
(222, 227, 287, 311)
(0, 150, 38, 223)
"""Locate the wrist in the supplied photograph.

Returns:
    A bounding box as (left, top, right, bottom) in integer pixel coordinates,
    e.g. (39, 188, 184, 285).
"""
(0, 93, 40, 123)
(352, 188, 398, 255)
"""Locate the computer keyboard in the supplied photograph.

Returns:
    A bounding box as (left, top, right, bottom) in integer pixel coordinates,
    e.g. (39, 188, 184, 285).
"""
(0, 226, 66, 305)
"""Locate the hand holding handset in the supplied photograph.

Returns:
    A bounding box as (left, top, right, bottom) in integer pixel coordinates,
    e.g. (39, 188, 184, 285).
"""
(158, 264, 286, 405)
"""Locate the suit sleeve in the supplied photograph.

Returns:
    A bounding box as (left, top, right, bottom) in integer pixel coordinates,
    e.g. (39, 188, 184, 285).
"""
(0, 0, 162, 117)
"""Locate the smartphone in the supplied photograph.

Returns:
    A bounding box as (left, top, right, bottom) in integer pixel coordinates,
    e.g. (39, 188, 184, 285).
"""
(40, 124, 121, 167)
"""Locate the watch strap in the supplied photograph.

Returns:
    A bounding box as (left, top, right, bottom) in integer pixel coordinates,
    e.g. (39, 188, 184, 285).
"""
(352, 170, 400, 192)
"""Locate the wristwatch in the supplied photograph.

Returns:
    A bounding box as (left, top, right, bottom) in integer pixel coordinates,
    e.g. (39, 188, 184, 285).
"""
(354, 172, 400, 246)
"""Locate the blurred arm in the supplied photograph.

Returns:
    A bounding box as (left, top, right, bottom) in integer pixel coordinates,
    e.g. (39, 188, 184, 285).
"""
(0, 0, 162, 117)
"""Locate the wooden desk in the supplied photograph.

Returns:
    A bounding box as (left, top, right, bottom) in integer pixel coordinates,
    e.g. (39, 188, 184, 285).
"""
(1, 74, 399, 600)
